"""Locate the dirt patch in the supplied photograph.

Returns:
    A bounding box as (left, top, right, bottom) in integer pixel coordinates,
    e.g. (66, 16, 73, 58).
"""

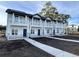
(54, 36, 79, 40)
(0, 37, 7, 41)
(32, 37, 79, 56)
(0, 39, 53, 57)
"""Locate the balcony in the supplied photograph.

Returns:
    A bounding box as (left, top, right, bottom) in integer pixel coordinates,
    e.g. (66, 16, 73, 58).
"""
(10, 19, 29, 27)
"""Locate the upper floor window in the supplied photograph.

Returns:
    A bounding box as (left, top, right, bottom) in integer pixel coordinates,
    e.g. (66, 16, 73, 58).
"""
(19, 16, 25, 24)
(15, 15, 18, 23)
(47, 20, 51, 23)
(33, 17, 40, 22)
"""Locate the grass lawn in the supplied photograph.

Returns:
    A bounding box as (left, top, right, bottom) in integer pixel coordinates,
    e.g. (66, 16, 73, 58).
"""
(0, 39, 53, 57)
(33, 37, 79, 56)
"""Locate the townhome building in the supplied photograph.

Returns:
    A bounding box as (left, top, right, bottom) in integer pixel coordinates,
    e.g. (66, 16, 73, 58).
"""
(6, 9, 68, 40)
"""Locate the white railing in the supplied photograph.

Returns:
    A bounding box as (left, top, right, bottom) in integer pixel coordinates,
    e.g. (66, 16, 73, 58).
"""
(11, 18, 54, 27)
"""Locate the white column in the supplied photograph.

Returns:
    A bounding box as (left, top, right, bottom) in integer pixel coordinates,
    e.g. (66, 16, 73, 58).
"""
(12, 13, 14, 24)
(43, 20, 46, 36)
(6, 13, 9, 39)
(45, 20, 46, 26)
(53, 21, 55, 36)
(51, 21, 53, 36)
(43, 20, 44, 36)
(40, 19, 42, 26)
(27, 17, 31, 37)
(25, 16, 27, 24)
(51, 21, 52, 26)
(32, 17, 33, 25)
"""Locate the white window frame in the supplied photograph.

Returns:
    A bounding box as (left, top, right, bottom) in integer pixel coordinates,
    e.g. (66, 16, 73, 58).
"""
(20, 16, 25, 24)
(31, 29, 35, 34)
(14, 15, 18, 23)
(57, 28, 59, 33)
(47, 29, 50, 34)
(12, 29, 18, 35)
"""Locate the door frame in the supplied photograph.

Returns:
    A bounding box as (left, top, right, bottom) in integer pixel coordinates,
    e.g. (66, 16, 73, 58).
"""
(38, 29, 40, 36)
(53, 29, 55, 35)
(23, 29, 27, 37)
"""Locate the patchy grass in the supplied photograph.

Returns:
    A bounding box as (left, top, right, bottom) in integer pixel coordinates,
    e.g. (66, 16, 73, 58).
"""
(0, 39, 53, 57)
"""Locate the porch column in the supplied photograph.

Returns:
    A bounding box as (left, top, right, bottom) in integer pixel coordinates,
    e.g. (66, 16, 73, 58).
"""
(45, 20, 46, 26)
(12, 13, 15, 24)
(51, 21, 52, 26)
(40, 19, 41, 25)
(32, 17, 33, 25)
(53, 21, 55, 36)
(27, 17, 31, 38)
(43, 20, 46, 36)
(51, 21, 53, 36)
(25, 16, 27, 24)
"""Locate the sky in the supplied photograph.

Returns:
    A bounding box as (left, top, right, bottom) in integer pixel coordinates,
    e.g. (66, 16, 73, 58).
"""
(0, 1, 79, 25)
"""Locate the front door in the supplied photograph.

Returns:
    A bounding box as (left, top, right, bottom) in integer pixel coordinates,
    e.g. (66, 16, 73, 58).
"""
(23, 29, 27, 37)
(38, 29, 40, 36)
(53, 30, 55, 35)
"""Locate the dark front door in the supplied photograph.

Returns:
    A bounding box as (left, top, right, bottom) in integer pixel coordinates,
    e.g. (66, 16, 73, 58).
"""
(23, 29, 27, 37)
(38, 29, 40, 36)
(53, 30, 55, 35)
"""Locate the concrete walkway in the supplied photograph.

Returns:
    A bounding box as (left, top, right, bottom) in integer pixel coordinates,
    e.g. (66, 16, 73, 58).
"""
(24, 38, 77, 57)
(48, 36, 79, 43)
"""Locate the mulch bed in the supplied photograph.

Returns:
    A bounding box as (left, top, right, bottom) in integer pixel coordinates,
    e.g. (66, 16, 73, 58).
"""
(32, 37, 79, 56)
(0, 39, 53, 57)
(54, 36, 79, 40)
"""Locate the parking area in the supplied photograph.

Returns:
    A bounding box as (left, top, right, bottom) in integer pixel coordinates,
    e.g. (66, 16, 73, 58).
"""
(32, 37, 79, 56)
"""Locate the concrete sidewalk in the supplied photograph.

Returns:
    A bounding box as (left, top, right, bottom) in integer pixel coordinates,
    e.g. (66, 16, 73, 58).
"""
(24, 38, 77, 57)
(48, 36, 79, 43)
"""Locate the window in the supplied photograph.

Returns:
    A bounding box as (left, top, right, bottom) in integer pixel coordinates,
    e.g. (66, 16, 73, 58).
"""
(12, 29, 14, 35)
(15, 15, 18, 23)
(29, 19, 32, 24)
(20, 16, 25, 24)
(57, 28, 59, 33)
(14, 29, 18, 35)
(33, 17, 40, 24)
(12, 29, 18, 35)
(47, 29, 50, 33)
(31, 29, 34, 34)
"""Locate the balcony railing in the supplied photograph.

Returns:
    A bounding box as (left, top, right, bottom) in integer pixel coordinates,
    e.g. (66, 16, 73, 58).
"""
(10, 19, 56, 27)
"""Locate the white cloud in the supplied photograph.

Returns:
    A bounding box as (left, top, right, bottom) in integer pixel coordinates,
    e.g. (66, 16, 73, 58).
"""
(35, 1, 46, 13)
(0, 5, 7, 25)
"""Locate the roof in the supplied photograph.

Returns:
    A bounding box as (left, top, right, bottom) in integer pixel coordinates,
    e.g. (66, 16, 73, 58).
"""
(6, 9, 66, 23)
(33, 14, 46, 20)
(6, 9, 52, 21)
(6, 9, 33, 17)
